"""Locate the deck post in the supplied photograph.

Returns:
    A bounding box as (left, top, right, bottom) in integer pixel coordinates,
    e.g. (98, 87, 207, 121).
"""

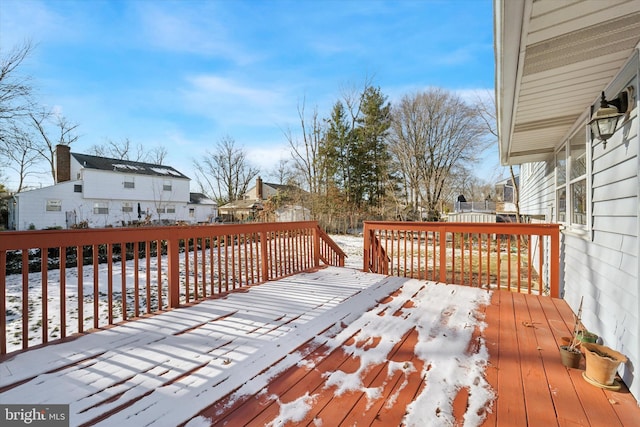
(363, 223, 371, 272)
(167, 236, 180, 308)
(313, 226, 321, 268)
(550, 226, 560, 298)
(260, 230, 269, 281)
(0, 250, 6, 355)
(439, 225, 447, 283)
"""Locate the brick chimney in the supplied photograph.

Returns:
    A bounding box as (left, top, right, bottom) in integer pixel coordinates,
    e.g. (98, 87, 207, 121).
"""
(256, 176, 263, 200)
(55, 144, 71, 183)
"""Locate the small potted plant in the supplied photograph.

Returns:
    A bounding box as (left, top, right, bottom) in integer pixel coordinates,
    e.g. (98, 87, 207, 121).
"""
(576, 329, 598, 344)
(559, 297, 584, 368)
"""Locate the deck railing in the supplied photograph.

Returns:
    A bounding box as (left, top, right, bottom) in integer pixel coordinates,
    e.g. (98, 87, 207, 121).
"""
(363, 221, 560, 298)
(0, 221, 345, 355)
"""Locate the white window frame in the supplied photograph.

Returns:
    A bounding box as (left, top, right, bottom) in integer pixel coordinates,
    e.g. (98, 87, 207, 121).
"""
(555, 125, 590, 233)
(122, 202, 133, 213)
(124, 176, 135, 189)
(555, 146, 567, 224)
(163, 180, 172, 191)
(46, 199, 62, 212)
(93, 202, 109, 215)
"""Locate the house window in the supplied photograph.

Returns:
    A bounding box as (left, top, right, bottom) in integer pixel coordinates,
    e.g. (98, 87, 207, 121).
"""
(163, 180, 172, 191)
(46, 199, 62, 212)
(74, 184, 82, 193)
(189, 208, 195, 217)
(122, 202, 133, 213)
(124, 177, 135, 189)
(166, 205, 175, 214)
(556, 126, 588, 228)
(93, 202, 109, 215)
(555, 146, 566, 223)
(569, 128, 587, 225)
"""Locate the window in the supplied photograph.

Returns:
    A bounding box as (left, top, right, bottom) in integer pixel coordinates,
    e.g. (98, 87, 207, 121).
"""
(157, 205, 175, 214)
(93, 202, 109, 215)
(46, 199, 62, 212)
(122, 202, 133, 213)
(555, 126, 588, 228)
(74, 184, 82, 193)
(163, 180, 172, 191)
(569, 128, 587, 225)
(555, 146, 566, 223)
(189, 208, 195, 217)
(124, 177, 135, 189)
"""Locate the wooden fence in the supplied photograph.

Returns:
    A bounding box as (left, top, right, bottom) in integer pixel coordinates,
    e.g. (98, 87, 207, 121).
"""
(0, 221, 345, 355)
(363, 221, 560, 298)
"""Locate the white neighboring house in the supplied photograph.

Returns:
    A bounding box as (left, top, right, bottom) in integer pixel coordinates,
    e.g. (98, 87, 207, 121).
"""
(496, 1, 640, 399)
(7, 145, 217, 230)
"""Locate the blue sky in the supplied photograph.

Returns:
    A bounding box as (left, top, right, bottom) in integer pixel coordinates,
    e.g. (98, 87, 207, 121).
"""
(2, 0, 498, 191)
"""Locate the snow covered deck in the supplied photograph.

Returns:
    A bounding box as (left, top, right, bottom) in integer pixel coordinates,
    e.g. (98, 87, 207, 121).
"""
(0, 267, 638, 426)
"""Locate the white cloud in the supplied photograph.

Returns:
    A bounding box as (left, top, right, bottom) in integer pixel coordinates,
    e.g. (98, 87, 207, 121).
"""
(136, 3, 258, 65)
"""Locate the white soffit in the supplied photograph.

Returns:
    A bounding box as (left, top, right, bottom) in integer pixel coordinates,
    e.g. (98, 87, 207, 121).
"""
(496, 0, 640, 165)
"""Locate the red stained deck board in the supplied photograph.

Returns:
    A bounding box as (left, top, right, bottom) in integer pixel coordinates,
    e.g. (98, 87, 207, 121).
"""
(529, 295, 590, 426)
(495, 292, 528, 426)
(512, 292, 559, 426)
(481, 288, 500, 426)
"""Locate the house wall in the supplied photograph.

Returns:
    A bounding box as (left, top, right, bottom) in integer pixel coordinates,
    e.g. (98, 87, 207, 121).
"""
(11, 168, 213, 229)
(519, 161, 554, 218)
(188, 203, 218, 223)
(518, 53, 640, 399)
(244, 184, 277, 200)
(80, 168, 190, 203)
(12, 181, 81, 230)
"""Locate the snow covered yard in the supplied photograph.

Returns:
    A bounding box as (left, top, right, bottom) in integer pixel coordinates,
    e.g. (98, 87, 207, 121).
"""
(0, 263, 495, 426)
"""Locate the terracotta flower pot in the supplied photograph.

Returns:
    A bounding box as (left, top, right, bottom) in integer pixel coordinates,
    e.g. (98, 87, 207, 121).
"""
(559, 345, 582, 368)
(582, 343, 627, 389)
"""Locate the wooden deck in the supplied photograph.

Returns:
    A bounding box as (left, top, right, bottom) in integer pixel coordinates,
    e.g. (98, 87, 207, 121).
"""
(1, 267, 638, 426)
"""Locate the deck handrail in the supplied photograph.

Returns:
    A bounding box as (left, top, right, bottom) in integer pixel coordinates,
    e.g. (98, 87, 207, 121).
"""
(0, 221, 344, 356)
(363, 221, 560, 298)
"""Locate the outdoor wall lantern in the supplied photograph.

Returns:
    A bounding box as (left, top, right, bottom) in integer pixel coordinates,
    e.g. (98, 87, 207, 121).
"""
(588, 86, 634, 148)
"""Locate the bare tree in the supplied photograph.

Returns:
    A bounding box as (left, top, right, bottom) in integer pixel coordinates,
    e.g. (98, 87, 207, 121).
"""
(88, 138, 139, 160)
(30, 107, 79, 182)
(193, 136, 259, 204)
(389, 88, 490, 220)
(0, 41, 34, 123)
(146, 145, 168, 165)
(88, 138, 167, 164)
(268, 158, 294, 185)
(0, 123, 40, 192)
(0, 41, 36, 189)
(284, 100, 326, 195)
(475, 90, 521, 222)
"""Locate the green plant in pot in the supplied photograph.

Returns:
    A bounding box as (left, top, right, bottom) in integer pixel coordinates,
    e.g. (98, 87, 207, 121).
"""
(576, 330, 598, 343)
